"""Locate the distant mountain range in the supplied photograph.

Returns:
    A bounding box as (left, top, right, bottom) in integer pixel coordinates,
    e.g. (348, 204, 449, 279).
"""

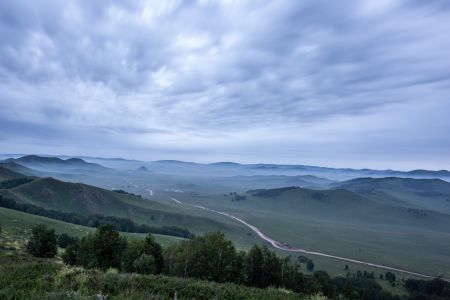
(1, 154, 449, 182)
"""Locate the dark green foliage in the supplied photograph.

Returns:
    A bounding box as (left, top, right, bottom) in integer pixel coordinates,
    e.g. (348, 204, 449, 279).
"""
(123, 234, 164, 274)
(113, 189, 142, 198)
(0, 195, 194, 238)
(405, 278, 450, 300)
(249, 186, 299, 197)
(164, 232, 242, 283)
(385, 271, 396, 283)
(133, 254, 157, 274)
(0, 177, 34, 189)
(62, 243, 79, 265)
(0, 254, 303, 300)
(307, 260, 315, 271)
(26, 225, 57, 258)
(298, 255, 309, 263)
(57, 233, 79, 248)
(65, 225, 127, 270)
(231, 194, 247, 201)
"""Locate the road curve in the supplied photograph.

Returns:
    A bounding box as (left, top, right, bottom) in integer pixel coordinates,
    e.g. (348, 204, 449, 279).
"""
(169, 197, 447, 281)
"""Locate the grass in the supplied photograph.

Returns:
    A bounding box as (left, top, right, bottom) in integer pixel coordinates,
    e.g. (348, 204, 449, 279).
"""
(165, 187, 450, 280)
(2, 177, 253, 238)
(0, 207, 183, 248)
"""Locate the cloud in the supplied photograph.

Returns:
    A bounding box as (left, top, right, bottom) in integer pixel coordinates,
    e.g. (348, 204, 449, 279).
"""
(1, 0, 450, 169)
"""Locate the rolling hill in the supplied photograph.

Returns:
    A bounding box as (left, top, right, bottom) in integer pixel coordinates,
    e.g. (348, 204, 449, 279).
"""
(0, 170, 260, 249)
(0, 166, 26, 181)
(335, 177, 450, 214)
(3, 155, 109, 173)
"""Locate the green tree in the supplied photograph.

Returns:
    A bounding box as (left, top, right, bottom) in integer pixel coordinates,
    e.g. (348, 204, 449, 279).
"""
(26, 225, 57, 258)
(68, 225, 127, 270)
(133, 254, 157, 274)
(57, 233, 79, 248)
(123, 234, 163, 273)
(62, 243, 79, 265)
(343, 280, 354, 298)
(187, 232, 239, 282)
(307, 260, 315, 272)
(245, 245, 264, 287)
(92, 225, 127, 270)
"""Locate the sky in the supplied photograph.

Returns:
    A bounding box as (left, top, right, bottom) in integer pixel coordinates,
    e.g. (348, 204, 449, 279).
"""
(1, 0, 450, 170)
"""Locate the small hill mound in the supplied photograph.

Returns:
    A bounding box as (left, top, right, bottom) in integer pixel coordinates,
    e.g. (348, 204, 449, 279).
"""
(137, 166, 150, 172)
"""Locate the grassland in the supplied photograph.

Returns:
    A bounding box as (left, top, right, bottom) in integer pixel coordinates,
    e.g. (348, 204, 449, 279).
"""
(0, 207, 183, 248)
(163, 186, 450, 281)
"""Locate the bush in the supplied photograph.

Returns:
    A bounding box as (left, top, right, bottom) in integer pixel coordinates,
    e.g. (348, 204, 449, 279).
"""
(26, 225, 57, 258)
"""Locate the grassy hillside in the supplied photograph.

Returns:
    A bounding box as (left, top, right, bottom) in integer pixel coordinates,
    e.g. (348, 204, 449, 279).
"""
(170, 185, 450, 278)
(336, 177, 450, 214)
(0, 166, 25, 181)
(0, 207, 183, 248)
(0, 175, 261, 249)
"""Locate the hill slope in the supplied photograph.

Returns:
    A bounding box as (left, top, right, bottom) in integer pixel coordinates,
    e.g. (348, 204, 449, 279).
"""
(0, 176, 259, 248)
(3, 155, 109, 173)
(335, 177, 450, 214)
(0, 166, 26, 181)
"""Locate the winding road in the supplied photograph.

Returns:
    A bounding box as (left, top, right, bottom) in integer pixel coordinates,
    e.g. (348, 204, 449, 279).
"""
(169, 197, 447, 281)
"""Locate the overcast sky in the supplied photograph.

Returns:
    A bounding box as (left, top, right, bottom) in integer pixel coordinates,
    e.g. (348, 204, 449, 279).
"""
(1, 0, 450, 170)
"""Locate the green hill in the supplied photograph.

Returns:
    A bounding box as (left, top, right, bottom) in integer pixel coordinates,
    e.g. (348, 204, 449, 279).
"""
(336, 177, 450, 214)
(0, 175, 260, 248)
(0, 207, 182, 248)
(244, 186, 450, 230)
(0, 166, 26, 181)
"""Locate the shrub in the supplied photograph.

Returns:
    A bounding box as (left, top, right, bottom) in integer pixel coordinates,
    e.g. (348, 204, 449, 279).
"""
(26, 225, 57, 258)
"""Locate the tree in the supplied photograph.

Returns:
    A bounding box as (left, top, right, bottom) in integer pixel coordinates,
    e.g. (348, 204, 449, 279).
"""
(68, 225, 127, 270)
(62, 243, 79, 265)
(385, 272, 396, 284)
(57, 233, 79, 248)
(343, 281, 354, 298)
(133, 254, 156, 274)
(26, 225, 57, 258)
(245, 245, 264, 287)
(92, 225, 127, 270)
(185, 232, 239, 282)
(307, 260, 315, 272)
(123, 234, 164, 274)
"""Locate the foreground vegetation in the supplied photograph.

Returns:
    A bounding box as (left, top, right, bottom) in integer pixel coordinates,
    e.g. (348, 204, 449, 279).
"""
(0, 216, 450, 300)
(3, 219, 449, 300)
(0, 253, 319, 300)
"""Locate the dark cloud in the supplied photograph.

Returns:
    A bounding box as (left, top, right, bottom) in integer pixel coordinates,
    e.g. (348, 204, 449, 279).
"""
(0, 0, 450, 169)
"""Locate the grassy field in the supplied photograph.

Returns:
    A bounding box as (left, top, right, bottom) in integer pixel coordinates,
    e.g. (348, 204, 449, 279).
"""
(0, 207, 183, 248)
(161, 187, 450, 281)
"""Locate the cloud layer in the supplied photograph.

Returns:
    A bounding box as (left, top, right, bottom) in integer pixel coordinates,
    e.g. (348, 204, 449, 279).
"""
(1, 0, 450, 169)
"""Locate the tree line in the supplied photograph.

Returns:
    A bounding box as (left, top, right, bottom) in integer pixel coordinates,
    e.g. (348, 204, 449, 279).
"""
(0, 177, 34, 189)
(0, 195, 194, 238)
(28, 224, 447, 299)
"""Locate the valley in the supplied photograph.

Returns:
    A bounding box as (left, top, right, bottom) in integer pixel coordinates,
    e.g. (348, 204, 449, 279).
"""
(2, 154, 450, 282)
